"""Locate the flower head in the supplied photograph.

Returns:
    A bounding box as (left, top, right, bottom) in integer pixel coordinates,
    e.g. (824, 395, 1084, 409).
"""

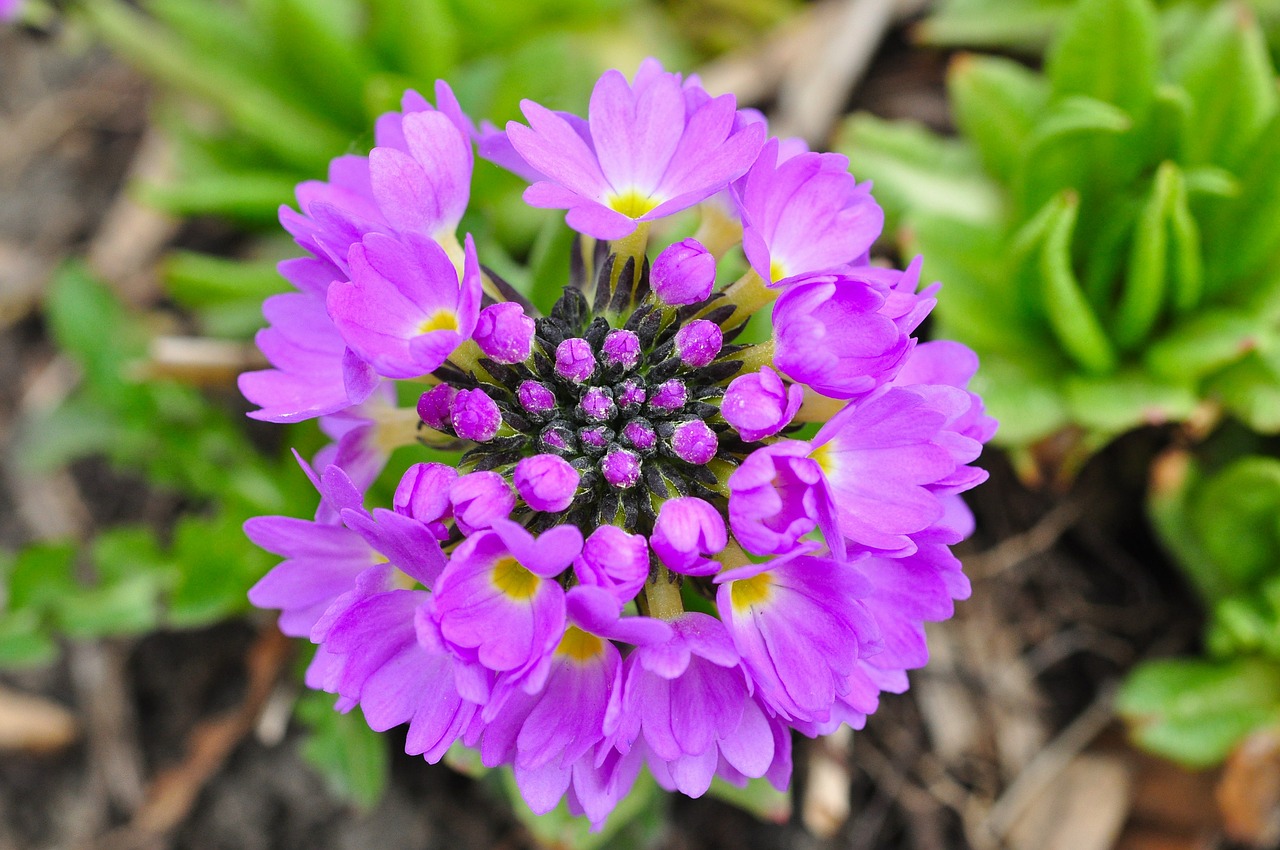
(244, 60, 993, 828)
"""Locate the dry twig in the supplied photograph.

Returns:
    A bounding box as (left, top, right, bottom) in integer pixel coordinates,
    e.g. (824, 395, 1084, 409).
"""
(964, 500, 1084, 580)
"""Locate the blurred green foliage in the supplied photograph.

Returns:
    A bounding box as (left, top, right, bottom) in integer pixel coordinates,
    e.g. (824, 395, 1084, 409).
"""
(916, 0, 1280, 61)
(842, 0, 1280, 463)
(75, 0, 692, 288)
(1119, 451, 1280, 766)
(0, 264, 312, 670)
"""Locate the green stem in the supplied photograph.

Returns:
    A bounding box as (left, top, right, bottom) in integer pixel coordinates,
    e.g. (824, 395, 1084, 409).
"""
(692, 203, 743, 259)
(792, 386, 846, 423)
(446, 340, 495, 383)
(608, 221, 651, 311)
(722, 339, 776, 382)
(700, 269, 776, 328)
(644, 564, 685, 621)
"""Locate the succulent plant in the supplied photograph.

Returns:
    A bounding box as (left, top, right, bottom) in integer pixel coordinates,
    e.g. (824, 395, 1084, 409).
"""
(843, 0, 1280, 477)
(1119, 449, 1280, 767)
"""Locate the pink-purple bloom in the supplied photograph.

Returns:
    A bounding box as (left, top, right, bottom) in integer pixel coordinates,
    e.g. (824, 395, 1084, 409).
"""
(737, 140, 884, 284)
(506, 60, 766, 240)
(243, 59, 993, 830)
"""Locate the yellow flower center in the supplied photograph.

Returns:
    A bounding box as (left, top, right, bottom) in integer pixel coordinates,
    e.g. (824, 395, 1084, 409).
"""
(730, 571, 773, 612)
(417, 310, 459, 335)
(556, 626, 605, 661)
(491, 556, 539, 600)
(607, 188, 660, 218)
(769, 259, 787, 283)
(809, 442, 836, 476)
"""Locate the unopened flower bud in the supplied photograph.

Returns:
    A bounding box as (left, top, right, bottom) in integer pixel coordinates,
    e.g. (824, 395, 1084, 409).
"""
(474, 302, 535, 364)
(555, 338, 596, 383)
(652, 238, 716, 305)
(674, 320, 723, 368)
(451, 388, 501, 442)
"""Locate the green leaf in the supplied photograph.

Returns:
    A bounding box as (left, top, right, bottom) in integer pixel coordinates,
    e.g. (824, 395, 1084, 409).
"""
(258, 0, 376, 127)
(367, 0, 460, 82)
(45, 262, 146, 392)
(1080, 195, 1139, 312)
(1012, 95, 1131, 216)
(0, 610, 58, 670)
(165, 512, 272, 627)
(707, 776, 791, 824)
(145, 0, 270, 68)
(1203, 111, 1280, 289)
(1046, 0, 1158, 118)
(297, 689, 389, 810)
(136, 172, 299, 225)
(163, 251, 289, 309)
(1188, 456, 1280, 595)
(1024, 94, 1132, 146)
(915, 0, 1070, 52)
(1172, 1, 1278, 169)
(1207, 591, 1280, 659)
(80, 0, 348, 171)
(1063, 371, 1198, 435)
(1119, 656, 1280, 767)
(1037, 192, 1118, 374)
(1183, 166, 1240, 199)
(55, 574, 164, 639)
(1211, 352, 1280, 433)
(947, 53, 1049, 185)
(1113, 161, 1179, 350)
(839, 115, 1003, 231)
(969, 358, 1070, 446)
(1145, 309, 1263, 380)
(1168, 168, 1205, 313)
(1147, 452, 1223, 601)
(5, 543, 76, 615)
(906, 213, 1036, 354)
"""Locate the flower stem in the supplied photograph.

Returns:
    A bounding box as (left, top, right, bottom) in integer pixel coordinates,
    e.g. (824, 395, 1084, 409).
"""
(722, 339, 775, 382)
(793, 386, 847, 423)
(692, 203, 743, 259)
(374, 406, 436, 453)
(701, 268, 777, 328)
(447, 340, 495, 383)
(644, 564, 685, 621)
(609, 221, 651, 307)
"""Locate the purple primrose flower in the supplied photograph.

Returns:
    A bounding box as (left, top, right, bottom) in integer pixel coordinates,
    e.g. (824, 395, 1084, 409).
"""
(243, 59, 993, 829)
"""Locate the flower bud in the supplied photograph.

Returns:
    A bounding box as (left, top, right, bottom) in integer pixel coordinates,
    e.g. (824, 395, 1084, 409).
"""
(652, 238, 716, 305)
(555, 338, 596, 383)
(674, 320, 723, 368)
(417, 384, 457, 430)
(513, 454, 580, 512)
(722, 366, 804, 442)
(671, 419, 718, 465)
(601, 448, 641, 489)
(601, 330, 641, 368)
(451, 388, 501, 442)
(474, 302, 535, 364)
(651, 496, 727, 575)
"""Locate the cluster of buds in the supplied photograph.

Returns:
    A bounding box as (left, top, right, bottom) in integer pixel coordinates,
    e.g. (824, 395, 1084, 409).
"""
(241, 60, 994, 825)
